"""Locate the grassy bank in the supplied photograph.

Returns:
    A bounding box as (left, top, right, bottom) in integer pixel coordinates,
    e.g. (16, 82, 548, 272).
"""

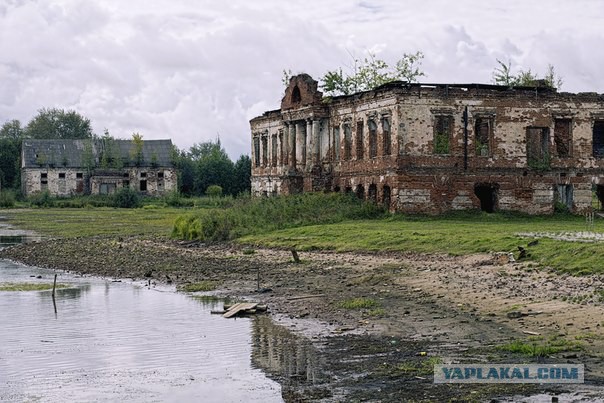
(3, 194, 604, 274)
(0, 208, 185, 238)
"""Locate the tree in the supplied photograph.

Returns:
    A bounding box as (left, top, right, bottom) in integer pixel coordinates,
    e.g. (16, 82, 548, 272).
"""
(189, 139, 234, 196)
(0, 120, 24, 140)
(232, 155, 251, 195)
(321, 51, 425, 96)
(492, 59, 563, 90)
(25, 108, 94, 139)
(171, 145, 195, 195)
(130, 132, 144, 167)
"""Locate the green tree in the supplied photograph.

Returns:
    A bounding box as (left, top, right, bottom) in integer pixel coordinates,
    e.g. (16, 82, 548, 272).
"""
(0, 120, 24, 190)
(189, 139, 234, 196)
(232, 154, 251, 195)
(171, 145, 196, 195)
(492, 59, 563, 89)
(0, 120, 24, 140)
(25, 108, 94, 139)
(130, 132, 144, 167)
(321, 51, 425, 96)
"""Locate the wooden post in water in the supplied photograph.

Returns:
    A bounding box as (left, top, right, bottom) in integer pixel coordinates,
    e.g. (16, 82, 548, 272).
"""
(51, 273, 57, 297)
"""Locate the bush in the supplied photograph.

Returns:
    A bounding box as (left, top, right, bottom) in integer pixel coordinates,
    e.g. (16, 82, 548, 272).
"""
(0, 190, 16, 208)
(29, 190, 55, 207)
(206, 185, 223, 198)
(112, 187, 140, 208)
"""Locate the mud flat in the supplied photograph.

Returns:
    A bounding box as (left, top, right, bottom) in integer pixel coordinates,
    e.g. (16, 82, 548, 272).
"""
(2, 236, 604, 401)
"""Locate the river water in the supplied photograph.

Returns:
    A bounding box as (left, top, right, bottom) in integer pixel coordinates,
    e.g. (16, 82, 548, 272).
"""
(0, 258, 287, 402)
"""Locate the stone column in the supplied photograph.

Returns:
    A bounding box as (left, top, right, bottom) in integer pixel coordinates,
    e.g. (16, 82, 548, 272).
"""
(306, 119, 313, 169)
(295, 121, 305, 168)
(289, 122, 296, 169)
(312, 119, 320, 164)
(282, 123, 289, 167)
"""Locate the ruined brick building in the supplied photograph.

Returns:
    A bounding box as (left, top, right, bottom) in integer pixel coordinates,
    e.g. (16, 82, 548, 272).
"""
(250, 74, 604, 214)
(21, 139, 176, 197)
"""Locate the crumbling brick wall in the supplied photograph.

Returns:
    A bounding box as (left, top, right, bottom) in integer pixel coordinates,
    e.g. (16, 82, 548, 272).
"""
(251, 75, 604, 215)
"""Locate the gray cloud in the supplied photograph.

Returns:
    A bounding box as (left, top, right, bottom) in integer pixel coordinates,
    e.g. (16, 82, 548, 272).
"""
(1, 0, 602, 159)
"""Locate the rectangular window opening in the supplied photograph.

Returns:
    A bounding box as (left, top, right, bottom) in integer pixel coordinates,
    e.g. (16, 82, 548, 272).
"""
(58, 173, 66, 179)
(475, 118, 492, 156)
(382, 117, 391, 156)
(140, 180, 147, 192)
(434, 116, 452, 155)
(527, 127, 550, 169)
(356, 121, 364, 159)
(253, 137, 261, 167)
(554, 119, 572, 158)
(76, 172, 83, 179)
(368, 120, 377, 158)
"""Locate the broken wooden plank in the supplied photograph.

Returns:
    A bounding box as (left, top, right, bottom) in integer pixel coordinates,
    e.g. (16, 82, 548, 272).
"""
(223, 302, 258, 318)
(287, 294, 325, 301)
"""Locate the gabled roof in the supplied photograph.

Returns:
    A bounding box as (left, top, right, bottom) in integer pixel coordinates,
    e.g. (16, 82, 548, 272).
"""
(22, 138, 174, 169)
(22, 139, 97, 169)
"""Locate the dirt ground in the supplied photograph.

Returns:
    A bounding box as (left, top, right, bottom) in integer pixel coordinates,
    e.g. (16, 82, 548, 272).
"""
(2, 237, 604, 402)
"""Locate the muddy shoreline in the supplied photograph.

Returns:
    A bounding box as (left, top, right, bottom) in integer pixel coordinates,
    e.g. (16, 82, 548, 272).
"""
(2, 236, 604, 402)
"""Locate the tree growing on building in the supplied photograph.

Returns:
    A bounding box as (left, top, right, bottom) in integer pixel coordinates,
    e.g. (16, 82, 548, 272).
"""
(321, 51, 425, 96)
(492, 59, 563, 90)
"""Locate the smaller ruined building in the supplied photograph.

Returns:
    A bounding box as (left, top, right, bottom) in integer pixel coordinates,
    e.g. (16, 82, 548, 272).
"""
(250, 74, 604, 215)
(21, 139, 177, 197)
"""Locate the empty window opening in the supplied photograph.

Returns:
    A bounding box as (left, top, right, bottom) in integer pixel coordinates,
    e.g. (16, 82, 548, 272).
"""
(41, 173, 48, 179)
(368, 184, 377, 203)
(356, 121, 364, 159)
(434, 116, 452, 154)
(334, 186, 341, 193)
(594, 185, 604, 211)
(526, 127, 550, 169)
(140, 172, 147, 178)
(291, 85, 301, 103)
(271, 135, 278, 166)
(345, 186, 353, 194)
(140, 180, 147, 192)
(355, 184, 365, 200)
(123, 172, 129, 178)
(475, 117, 492, 156)
(593, 121, 604, 158)
(58, 172, 66, 179)
(123, 180, 130, 188)
(343, 124, 352, 160)
(278, 130, 284, 165)
(382, 117, 391, 156)
(555, 184, 573, 211)
(76, 172, 83, 179)
(261, 136, 268, 167)
(382, 185, 391, 209)
(474, 183, 499, 213)
(158, 171, 164, 179)
(554, 119, 572, 158)
(368, 120, 378, 158)
(253, 137, 261, 167)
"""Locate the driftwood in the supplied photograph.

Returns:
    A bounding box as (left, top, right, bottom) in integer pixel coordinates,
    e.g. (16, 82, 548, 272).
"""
(291, 248, 301, 263)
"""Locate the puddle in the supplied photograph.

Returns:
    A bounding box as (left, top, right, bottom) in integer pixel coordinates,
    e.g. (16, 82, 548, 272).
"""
(0, 259, 284, 402)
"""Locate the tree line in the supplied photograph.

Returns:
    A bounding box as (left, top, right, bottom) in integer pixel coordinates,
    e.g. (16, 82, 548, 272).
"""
(0, 108, 251, 197)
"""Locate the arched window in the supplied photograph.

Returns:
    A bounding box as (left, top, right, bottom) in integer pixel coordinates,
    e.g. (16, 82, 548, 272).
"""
(291, 85, 301, 103)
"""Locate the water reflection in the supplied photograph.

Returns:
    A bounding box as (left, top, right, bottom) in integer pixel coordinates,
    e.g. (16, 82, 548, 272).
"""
(251, 316, 324, 384)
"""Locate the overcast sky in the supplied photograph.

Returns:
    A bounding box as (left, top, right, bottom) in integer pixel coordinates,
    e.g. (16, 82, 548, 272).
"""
(2, 0, 603, 159)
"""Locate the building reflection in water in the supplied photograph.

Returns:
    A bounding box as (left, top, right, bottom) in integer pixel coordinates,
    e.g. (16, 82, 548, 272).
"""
(251, 316, 324, 385)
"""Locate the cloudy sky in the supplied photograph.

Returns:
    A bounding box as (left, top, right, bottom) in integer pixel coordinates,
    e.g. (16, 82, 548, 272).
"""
(1, 0, 603, 159)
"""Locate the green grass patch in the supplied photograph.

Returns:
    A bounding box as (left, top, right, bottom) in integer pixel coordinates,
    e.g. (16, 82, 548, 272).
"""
(240, 211, 604, 275)
(497, 336, 583, 357)
(178, 281, 217, 292)
(337, 297, 380, 310)
(0, 282, 68, 291)
(382, 356, 443, 377)
(0, 208, 187, 238)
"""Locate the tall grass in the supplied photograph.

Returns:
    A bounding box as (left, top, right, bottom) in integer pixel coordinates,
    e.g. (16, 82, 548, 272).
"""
(0, 190, 16, 208)
(171, 192, 385, 242)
